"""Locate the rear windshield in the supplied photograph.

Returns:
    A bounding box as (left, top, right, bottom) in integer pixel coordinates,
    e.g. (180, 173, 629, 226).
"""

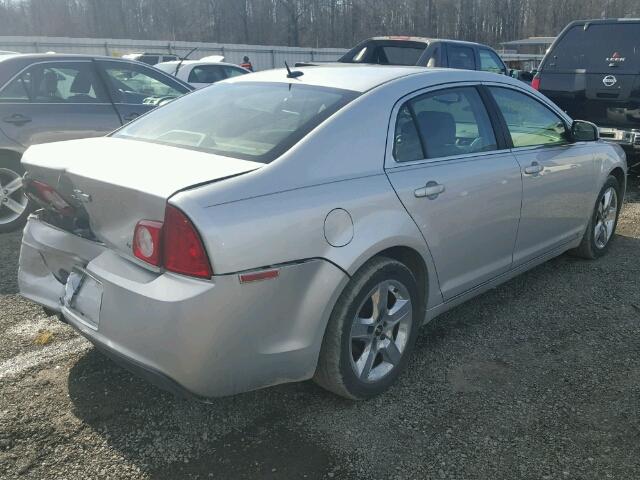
(114, 82, 358, 163)
(340, 42, 426, 66)
(547, 23, 640, 73)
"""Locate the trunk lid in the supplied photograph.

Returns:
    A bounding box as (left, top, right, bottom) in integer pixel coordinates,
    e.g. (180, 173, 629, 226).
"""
(21, 137, 261, 255)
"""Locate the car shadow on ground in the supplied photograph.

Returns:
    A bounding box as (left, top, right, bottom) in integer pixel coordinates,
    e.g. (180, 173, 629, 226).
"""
(65, 230, 640, 479)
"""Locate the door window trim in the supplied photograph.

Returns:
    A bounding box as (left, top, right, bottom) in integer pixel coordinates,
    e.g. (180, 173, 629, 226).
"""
(481, 82, 574, 153)
(384, 81, 510, 169)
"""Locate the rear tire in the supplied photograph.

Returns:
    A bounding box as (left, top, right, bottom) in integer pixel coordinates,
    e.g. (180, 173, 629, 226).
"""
(571, 175, 621, 259)
(314, 257, 421, 400)
(0, 156, 30, 234)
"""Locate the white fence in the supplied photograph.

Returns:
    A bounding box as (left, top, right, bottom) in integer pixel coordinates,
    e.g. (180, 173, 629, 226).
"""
(0, 36, 347, 71)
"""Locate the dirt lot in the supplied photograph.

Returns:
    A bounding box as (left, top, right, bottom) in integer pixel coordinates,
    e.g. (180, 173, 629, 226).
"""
(1, 174, 639, 480)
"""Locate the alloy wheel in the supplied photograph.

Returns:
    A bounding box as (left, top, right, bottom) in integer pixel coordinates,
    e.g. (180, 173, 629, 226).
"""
(349, 280, 413, 383)
(0, 168, 28, 225)
(594, 186, 618, 249)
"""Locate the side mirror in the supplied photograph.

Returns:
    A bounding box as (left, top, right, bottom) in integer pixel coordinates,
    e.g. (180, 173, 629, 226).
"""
(571, 120, 599, 142)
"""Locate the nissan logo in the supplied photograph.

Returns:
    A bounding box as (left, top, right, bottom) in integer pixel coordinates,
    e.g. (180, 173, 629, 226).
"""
(603, 75, 617, 87)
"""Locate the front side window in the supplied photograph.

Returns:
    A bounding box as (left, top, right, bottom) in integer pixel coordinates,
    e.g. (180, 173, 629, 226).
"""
(0, 62, 107, 103)
(99, 61, 188, 104)
(393, 87, 497, 161)
(489, 87, 569, 148)
(447, 45, 476, 70)
(114, 82, 358, 163)
(479, 49, 504, 74)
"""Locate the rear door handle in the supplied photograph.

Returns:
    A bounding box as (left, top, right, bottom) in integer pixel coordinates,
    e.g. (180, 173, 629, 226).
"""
(524, 162, 544, 175)
(123, 112, 140, 123)
(414, 181, 445, 199)
(3, 113, 31, 126)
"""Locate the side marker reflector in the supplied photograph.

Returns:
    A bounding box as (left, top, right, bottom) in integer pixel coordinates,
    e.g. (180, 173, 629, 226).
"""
(239, 269, 280, 284)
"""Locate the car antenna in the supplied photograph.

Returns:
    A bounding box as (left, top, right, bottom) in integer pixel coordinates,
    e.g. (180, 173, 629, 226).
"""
(284, 61, 303, 79)
(175, 47, 198, 76)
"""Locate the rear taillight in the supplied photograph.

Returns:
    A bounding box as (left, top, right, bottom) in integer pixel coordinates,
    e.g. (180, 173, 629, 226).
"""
(133, 220, 163, 266)
(133, 205, 212, 279)
(28, 180, 74, 216)
(163, 205, 212, 278)
(531, 75, 541, 90)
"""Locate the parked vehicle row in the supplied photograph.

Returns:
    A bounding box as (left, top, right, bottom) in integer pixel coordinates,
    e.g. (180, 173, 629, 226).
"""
(17, 65, 625, 400)
(0, 53, 193, 231)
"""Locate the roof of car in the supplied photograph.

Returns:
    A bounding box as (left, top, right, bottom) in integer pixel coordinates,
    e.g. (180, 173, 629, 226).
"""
(156, 60, 245, 68)
(227, 64, 508, 93)
(565, 17, 640, 26)
(366, 36, 491, 48)
(0, 53, 128, 63)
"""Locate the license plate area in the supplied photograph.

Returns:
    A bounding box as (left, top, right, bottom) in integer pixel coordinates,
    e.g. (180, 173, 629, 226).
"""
(63, 269, 103, 330)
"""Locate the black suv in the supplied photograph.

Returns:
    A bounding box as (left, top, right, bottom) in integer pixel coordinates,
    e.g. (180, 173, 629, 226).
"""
(300, 36, 508, 74)
(534, 19, 640, 155)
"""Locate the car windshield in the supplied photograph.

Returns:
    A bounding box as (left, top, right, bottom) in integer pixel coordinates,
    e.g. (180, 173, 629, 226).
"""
(114, 82, 358, 163)
(548, 23, 640, 73)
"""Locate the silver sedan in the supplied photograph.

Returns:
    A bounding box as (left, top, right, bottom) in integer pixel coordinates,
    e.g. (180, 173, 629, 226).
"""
(18, 66, 626, 400)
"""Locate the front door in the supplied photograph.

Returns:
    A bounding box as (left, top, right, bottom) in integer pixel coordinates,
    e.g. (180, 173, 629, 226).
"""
(0, 60, 120, 148)
(487, 86, 596, 266)
(385, 86, 522, 300)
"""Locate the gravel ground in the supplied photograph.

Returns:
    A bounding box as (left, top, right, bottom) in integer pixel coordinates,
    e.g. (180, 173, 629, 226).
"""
(1, 173, 639, 480)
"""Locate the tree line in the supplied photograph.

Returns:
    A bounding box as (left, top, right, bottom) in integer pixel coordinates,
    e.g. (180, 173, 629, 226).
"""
(1, 0, 639, 48)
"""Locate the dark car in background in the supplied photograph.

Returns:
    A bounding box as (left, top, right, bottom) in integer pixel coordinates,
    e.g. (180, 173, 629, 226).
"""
(334, 36, 508, 74)
(0, 53, 192, 232)
(534, 19, 640, 157)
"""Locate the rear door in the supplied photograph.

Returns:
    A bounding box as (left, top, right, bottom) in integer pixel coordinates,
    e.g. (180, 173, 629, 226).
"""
(0, 60, 120, 148)
(539, 22, 640, 131)
(96, 60, 190, 124)
(385, 85, 522, 300)
(487, 85, 596, 265)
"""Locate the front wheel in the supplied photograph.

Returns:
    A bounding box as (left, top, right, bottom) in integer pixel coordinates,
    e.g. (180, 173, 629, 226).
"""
(314, 257, 421, 400)
(571, 175, 621, 259)
(0, 164, 30, 233)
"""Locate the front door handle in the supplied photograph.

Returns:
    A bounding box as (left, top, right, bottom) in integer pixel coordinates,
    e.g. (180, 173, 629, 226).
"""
(3, 113, 31, 126)
(414, 181, 445, 199)
(524, 161, 544, 175)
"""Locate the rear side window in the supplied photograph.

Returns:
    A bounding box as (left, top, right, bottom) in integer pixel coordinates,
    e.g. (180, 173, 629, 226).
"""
(374, 46, 424, 65)
(224, 66, 248, 78)
(115, 82, 359, 163)
(393, 87, 497, 161)
(489, 87, 569, 148)
(138, 55, 159, 65)
(547, 23, 640, 73)
(479, 49, 504, 74)
(447, 45, 476, 70)
(188, 65, 226, 84)
(0, 62, 107, 103)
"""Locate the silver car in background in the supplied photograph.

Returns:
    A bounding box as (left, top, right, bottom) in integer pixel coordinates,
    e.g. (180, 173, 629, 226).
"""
(18, 66, 626, 400)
